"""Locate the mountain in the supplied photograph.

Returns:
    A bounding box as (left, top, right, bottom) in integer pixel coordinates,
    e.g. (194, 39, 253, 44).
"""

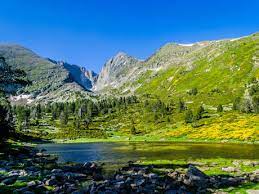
(0, 44, 96, 103)
(134, 33, 259, 105)
(1, 33, 258, 106)
(93, 52, 140, 92)
(48, 59, 98, 90)
(84, 32, 258, 142)
(96, 33, 258, 108)
(3, 33, 258, 143)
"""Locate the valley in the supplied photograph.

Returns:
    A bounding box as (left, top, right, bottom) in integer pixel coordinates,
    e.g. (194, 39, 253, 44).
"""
(3, 33, 257, 144)
(0, 33, 258, 193)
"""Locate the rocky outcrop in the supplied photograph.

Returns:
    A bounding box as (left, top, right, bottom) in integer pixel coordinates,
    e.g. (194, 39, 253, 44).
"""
(49, 60, 98, 91)
(93, 52, 140, 91)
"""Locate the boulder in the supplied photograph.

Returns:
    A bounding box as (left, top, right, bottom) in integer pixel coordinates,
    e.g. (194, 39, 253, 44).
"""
(27, 180, 36, 187)
(45, 178, 57, 186)
(51, 169, 63, 173)
(2, 175, 17, 185)
(186, 165, 208, 188)
(221, 167, 238, 173)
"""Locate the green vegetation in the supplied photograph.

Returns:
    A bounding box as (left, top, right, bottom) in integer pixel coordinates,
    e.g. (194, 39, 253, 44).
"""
(0, 33, 257, 144)
(0, 56, 29, 141)
(136, 158, 259, 193)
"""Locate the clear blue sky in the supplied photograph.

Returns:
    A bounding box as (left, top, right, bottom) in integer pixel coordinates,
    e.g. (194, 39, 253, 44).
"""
(0, 0, 258, 72)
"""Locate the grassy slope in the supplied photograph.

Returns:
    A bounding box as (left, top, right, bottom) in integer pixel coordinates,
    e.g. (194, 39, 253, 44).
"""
(0, 45, 93, 102)
(136, 34, 258, 105)
(23, 33, 259, 143)
(0, 45, 68, 95)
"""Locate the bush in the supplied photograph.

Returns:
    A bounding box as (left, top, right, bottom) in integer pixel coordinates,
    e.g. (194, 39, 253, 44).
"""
(217, 104, 223, 112)
(188, 88, 198, 96)
(195, 105, 205, 120)
(185, 110, 193, 123)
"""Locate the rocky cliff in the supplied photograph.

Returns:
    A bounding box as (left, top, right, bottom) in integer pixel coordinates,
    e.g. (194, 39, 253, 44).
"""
(93, 52, 140, 91)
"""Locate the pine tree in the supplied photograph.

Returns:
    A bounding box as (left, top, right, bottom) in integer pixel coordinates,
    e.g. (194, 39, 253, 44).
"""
(84, 117, 91, 129)
(0, 57, 29, 140)
(233, 97, 241, 111)
(60, 111, 68, 126)
(217, 104, 223, 112)
(252, 96, 259, 113)
(178, 99, 186, 112)
(195, 105, 205, 120)
(185, 110, 193, 123)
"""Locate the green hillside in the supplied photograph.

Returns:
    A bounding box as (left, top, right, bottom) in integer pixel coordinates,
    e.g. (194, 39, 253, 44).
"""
(136, 33, 258, 105)
(5, 33, 259, 143)
(0, 45, 68, 95)
(0, 45, 92, 103)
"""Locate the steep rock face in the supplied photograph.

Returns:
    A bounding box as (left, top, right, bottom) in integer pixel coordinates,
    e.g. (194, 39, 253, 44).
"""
(81, 68, 98, 87)
(49, 60, 98, 90)
(93, 52, 140, 91)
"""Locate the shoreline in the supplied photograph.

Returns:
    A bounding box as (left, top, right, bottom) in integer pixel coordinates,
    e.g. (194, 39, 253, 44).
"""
(1, 143, 258, 193)
(49, 137, 259, 145)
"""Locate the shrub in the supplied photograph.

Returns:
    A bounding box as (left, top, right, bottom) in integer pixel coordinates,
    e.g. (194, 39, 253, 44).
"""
(217, 104, 223, 112)
(185, 110, 193, 123)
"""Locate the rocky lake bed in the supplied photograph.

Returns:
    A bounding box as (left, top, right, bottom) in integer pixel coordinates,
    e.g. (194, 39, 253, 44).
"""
(0, 143, 258, 194)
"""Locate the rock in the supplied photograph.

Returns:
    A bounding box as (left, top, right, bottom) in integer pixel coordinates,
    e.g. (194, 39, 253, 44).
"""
(40, 148, 47, 152)
(26, 166, 39, 172)
(83, 162, 92, 168)
(135, 178, 145, 186)
(2, 175, 17, 185)
(23, 191, 35, 194)
(13, 187, 29, 194)
(186, 165, 208, 188)
(27, 180, 36, 187)
(168, 171, 179, 179)
(243, 161, 259, 167)
(71, 190, 85, 194)
(45, 178, 57, 186)
(93, 172, 103, 181)
(0, 168, 7, 174)
(249, 174, 259, 182)
(187, 165, 208, 179)
(8, 170, 20, 176)
(247, 190, 259, 194)
(253, 169, 259, 175)
(147, 173, 158, 179)
(35, 152, 44, 157)
(65, 172, 87, 180)
(232, 160, 240, 167)
(51, 169, 63, 173)
(221, 167, 238, 173)
(18, 170, 28, 176)
(115, 181, 125, 189)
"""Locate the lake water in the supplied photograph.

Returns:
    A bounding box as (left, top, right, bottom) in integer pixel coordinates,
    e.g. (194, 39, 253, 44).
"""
(37, 142, 259, 164)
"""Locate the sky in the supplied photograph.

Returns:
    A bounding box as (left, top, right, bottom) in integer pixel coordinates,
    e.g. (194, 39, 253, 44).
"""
(0, 0, 258, 72)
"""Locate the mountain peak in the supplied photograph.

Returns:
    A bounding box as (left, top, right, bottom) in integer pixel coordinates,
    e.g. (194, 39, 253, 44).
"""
(115, 51, 128, 57)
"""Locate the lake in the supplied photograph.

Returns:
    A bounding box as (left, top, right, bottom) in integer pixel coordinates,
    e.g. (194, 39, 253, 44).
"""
(37, 142, 259, 164)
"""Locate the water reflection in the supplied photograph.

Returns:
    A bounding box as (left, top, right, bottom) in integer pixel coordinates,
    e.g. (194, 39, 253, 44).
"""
(38, 142, 259, 164)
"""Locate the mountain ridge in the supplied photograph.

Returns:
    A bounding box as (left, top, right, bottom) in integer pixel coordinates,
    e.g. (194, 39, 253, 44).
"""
(1, 32, 258, 104)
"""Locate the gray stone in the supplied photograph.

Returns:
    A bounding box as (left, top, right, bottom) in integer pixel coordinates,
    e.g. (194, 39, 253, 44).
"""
(23, 191, 35, 194)
(51, 169, 63, 173)
(247, 190, 259, 194)
(45, 178, 57, 186)
(221, 167, 238, 172)
(187, 165, 208, 179)
(2, 175, 17, 185)
(27, 180, 36, 187)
